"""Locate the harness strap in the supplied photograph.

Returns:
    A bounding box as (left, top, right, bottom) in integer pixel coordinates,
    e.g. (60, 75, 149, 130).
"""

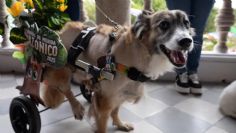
(97, 55, 150, 82)
(68, 27, 96, 66)
(116, 64, 150, 82)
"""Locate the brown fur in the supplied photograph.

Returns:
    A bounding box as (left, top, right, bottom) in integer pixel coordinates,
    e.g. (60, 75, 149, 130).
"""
(42, 66, 85, 119)
(42, 10, 193, 133)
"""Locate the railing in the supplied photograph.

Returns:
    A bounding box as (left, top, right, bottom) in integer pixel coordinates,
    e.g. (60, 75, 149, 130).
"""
(0, 0, 9, 48)
(1, 0, 235, 52)
(214, 0, 235, 53)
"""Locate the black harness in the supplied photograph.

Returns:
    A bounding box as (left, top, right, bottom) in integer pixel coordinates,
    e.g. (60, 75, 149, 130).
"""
(67, 27, 96, 66)
(67, 27, 150, 82)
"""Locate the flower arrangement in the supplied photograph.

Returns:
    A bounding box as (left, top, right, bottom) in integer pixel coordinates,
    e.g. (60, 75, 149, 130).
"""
(2, 0, 70, 44)
(0, 0, 70, 67)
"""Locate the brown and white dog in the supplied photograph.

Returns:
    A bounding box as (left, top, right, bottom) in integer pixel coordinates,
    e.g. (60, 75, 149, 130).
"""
(41, 10, 194, 133)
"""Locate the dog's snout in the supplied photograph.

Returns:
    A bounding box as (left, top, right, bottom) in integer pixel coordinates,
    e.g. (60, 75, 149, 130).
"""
(178, 38, 192, 49)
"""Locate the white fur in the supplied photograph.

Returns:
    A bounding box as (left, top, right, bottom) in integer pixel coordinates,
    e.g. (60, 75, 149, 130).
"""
(165, 27, 194, 51)
(219, 80, 236, 118)
(146, 54, 173, 80)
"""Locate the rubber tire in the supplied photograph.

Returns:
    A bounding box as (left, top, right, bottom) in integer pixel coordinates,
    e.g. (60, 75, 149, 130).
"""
(9, 96, 41, 133)
(80, 84, 92, 103)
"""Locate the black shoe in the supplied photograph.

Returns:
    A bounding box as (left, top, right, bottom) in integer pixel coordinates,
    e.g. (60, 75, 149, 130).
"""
(175, 73, 190, 94)
(189, 74, 202, 95)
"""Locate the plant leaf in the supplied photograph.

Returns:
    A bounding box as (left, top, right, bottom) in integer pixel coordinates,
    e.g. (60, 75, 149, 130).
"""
(32, 0, 43, 11)
(12, 51, 26, 64)
(5, 0, 13, 7)
(10, 28, 28, 44)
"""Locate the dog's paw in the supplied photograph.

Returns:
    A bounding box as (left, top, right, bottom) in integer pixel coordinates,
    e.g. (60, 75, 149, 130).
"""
(72, 103, 85, 120)
(116, 123, 134, 132)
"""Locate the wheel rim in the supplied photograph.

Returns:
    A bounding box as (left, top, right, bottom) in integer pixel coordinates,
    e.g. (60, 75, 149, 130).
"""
(11, 104, 31, 132)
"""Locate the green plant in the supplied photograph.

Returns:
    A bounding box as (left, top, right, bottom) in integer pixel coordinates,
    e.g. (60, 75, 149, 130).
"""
(205, 8, 217, 33)
(131, 0, 167, 11)
(4, 0, 70, 44)
(84, 0, 96, 22)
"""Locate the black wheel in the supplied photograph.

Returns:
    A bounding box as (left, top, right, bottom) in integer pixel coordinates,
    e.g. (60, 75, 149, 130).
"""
(9, 96, 41, 133)
(80, 84, 92, 103)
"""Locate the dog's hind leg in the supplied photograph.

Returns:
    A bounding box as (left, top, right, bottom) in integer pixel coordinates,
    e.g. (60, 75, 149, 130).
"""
(93, 92, 112, 133)
(62, 85, 85, 120)
(111, 106, 134, 132)
(41, 84, 65, 108)
(44, 67, 85, 120)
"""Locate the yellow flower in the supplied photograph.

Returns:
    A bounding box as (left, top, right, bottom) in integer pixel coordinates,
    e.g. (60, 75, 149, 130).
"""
(56, 0, 65, 3)
(25, 0, 34, 8)
(7, 1, 25, 17)
(59, 4, 68, 12)
(20, 0, 34, 8)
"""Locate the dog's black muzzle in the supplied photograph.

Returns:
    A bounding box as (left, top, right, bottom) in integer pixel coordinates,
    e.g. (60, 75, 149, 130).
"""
(178, 38, 192, 50)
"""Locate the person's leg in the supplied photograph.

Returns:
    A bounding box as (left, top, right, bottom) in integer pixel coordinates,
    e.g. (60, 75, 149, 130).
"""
(166, 0, 192, 94)
(165, 0, 191, 16)
(187, 0, 215, 74)
(65, 0, 80, 21)
(187, 0, 215, 94)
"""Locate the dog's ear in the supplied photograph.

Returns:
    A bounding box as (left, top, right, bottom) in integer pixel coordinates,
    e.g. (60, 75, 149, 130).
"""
(132, 10, 153, 40)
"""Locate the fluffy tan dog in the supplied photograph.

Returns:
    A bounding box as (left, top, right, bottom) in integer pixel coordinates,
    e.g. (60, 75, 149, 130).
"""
(42, 10, 194, 133)
(219, 81, 236, 118)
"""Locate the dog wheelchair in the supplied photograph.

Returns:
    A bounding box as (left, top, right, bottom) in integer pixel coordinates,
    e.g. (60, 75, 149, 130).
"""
(9, 24, 114, 133)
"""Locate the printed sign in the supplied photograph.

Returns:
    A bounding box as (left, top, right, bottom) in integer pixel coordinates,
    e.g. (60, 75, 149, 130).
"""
(24, 24, 67, 68)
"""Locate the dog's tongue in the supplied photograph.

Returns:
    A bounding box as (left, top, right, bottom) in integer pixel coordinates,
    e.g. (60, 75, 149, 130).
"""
(170, 51, 185, 65)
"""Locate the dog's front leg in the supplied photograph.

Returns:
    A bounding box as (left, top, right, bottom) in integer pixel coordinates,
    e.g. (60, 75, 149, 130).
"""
(94, 110, 110, 133)
(111, 106, 134, 132)
(93, 93, 112, 133)
(63, 86, 85, 120)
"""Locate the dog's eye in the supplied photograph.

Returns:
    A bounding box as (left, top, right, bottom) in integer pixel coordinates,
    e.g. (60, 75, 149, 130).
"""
(159, 21, 170, 31)
(183, 20, 190, 28)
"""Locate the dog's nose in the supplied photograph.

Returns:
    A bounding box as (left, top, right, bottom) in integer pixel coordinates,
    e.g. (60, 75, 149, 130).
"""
(178, 38, 192, 49)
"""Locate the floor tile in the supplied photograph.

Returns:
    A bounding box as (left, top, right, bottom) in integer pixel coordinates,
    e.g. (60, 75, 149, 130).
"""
(0, 114, 14, 133)
(200, 84, 226, 105)
(149, 87, 191, 106)
(0, 79, 17, 89)
(107, 120, 164, 133)
(40, 101, 75, 126)
(0, 87, 20, 99)
(117, 106, 143, 123)
(174, 98, 224, 124)
(146, 107, 211, 133)
(131, 120, 163, 133)
(144, 81, 173, 93)
(0, 98, 13, 115)
(41, 117, 93, 133)
(40, 95, 91, 127)
(215, 117, 236, 133)
(0, 74, 15, 82)
(205, 126, 228, 133)
(123, 95, 168, 119)
(1, 73, 236, 133)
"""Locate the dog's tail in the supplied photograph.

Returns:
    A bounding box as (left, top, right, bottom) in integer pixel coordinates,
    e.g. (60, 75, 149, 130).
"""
(40, 82, 65, 109)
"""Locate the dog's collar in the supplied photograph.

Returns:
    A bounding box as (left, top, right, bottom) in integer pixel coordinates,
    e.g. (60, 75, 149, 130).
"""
(116, 63, 150, 82)
(97, 55, 150, 82)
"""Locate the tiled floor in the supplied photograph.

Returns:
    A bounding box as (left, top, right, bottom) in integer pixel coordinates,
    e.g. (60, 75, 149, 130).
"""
(0, 73, 236, 133)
